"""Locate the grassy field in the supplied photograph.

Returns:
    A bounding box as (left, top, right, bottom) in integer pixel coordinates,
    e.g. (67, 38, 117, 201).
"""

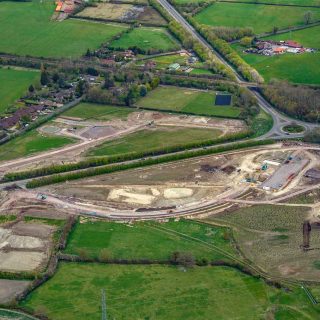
(21, 262, 320, 320)
(251, 108, 273, 137)
(286, 189, 320, 204)
(0, 0, 127, 58)
(65, 219, 236, 261)
(0, 68, 39, 116)
(221, 0, 320, 5)
(194, 3, 320, 34)
(86, 127, 221, 157)
(137, 86, 241, 118)
(204, 204, 320, 281)
(176, 0, 320, 4)
(234, 25, 320, 84)
(137, 54, 211, 74)
(61, 103, 135, 121)
(0, 130, 76, 162)
(109, 27, 180, 52)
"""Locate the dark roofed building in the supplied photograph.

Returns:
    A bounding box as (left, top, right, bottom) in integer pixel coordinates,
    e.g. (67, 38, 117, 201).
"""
(215, 93, 232, 106)
(0, 105, 46, 130)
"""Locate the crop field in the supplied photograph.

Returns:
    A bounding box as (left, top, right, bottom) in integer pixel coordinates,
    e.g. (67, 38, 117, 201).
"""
(0, 68, 39, 116)
(204, 204, 320, 281)
(194, 3, 320, 34)
(109, 27, 180, 52)
(76, 3, 133, 20)
(21, 262, 320, 320)
(65, 219, 236, 261)
(86, 127, 221, 157)
(0, 0, 127, 58)
(234, 25, 320, 84)
(137, 86, 241, 118)
(61, 103, 135, 121)
(0, 130, 76, 162)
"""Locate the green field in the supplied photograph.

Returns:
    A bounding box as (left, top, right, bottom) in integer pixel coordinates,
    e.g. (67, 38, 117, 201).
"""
(86, 127, 221, 157)
(234, 25, 320, 84)
(0, 130, 76, 162)
(222, 0, 320, 5)
(176, 0, 320, 4)
(251, 108, 273, 137)
(204, 204, 320, 281)
(61, 103, 135, 121)
(194, 3, 320, 34)
(65, 219, 236, 261)
(0, 0, 127, 58)
(0, 68, 39, 116)
(21, 262, 320, 320)
(109, 27, 180, 52)
(137, 86, 241, 118)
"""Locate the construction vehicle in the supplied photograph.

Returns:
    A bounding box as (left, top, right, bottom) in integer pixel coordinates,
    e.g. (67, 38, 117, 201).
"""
(37, 193, 47, 200)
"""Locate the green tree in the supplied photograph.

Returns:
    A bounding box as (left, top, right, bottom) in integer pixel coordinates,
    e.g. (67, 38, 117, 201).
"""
(139, 85, 148, 97)
(28, 84, 35, 93)
(240, 36, 253, 47)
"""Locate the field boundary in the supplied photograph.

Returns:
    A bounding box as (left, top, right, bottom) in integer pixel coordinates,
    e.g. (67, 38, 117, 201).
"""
(218, 0, 320, 8)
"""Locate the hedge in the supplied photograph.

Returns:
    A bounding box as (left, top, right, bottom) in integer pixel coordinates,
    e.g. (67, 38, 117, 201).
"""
(4, 130, 251, 182)
(26, 139, 274, 188)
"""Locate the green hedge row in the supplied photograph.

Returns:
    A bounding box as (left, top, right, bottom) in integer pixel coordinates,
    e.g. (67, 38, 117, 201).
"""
(26, 139, 274, 188)
(148, 0, 235, 80)
(187, 17, 264, 83)
(4, 131, 251, 182)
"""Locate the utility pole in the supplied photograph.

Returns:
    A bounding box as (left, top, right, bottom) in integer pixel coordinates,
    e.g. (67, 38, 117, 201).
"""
(101, 289, 107, 320)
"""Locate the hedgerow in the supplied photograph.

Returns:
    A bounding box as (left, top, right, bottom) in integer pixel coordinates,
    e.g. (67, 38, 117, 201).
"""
(4, 130, 251, 181)
(25, 139, 274, 188)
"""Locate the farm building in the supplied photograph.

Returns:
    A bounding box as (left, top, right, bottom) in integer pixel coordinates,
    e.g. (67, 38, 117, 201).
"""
(285, 40, 302, 48)
(273, 47, 286, 54)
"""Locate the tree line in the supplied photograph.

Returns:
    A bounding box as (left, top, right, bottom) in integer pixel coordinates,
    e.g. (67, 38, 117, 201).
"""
(187, 17, 264, 83)
(262, 81, 320, 123)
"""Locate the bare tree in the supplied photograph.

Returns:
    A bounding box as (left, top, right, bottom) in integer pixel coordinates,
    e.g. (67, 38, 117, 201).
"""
(304, 11, 313, 24)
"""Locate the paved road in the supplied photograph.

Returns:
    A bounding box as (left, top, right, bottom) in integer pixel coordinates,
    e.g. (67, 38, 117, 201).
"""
(157, 0, 319, 139)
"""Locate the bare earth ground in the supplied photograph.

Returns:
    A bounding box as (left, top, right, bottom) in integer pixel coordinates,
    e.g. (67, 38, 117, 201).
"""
(40, 145, 316, 210)
(0, 111, 246, 175)
(0, 221, 56, 273)
(1, 144, 320, 281)
(75, 3, 166, 25)
(0, 279, 31, 304)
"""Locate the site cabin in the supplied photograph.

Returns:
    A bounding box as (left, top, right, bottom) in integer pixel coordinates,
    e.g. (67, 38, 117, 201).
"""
(215, 93, 232, 106)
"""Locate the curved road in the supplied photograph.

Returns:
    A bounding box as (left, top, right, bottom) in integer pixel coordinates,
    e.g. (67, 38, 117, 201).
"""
(157, 0, 319, 138)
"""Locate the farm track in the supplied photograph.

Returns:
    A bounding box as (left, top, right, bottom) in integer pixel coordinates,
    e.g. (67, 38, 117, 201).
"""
(146, 221, 303, 289)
